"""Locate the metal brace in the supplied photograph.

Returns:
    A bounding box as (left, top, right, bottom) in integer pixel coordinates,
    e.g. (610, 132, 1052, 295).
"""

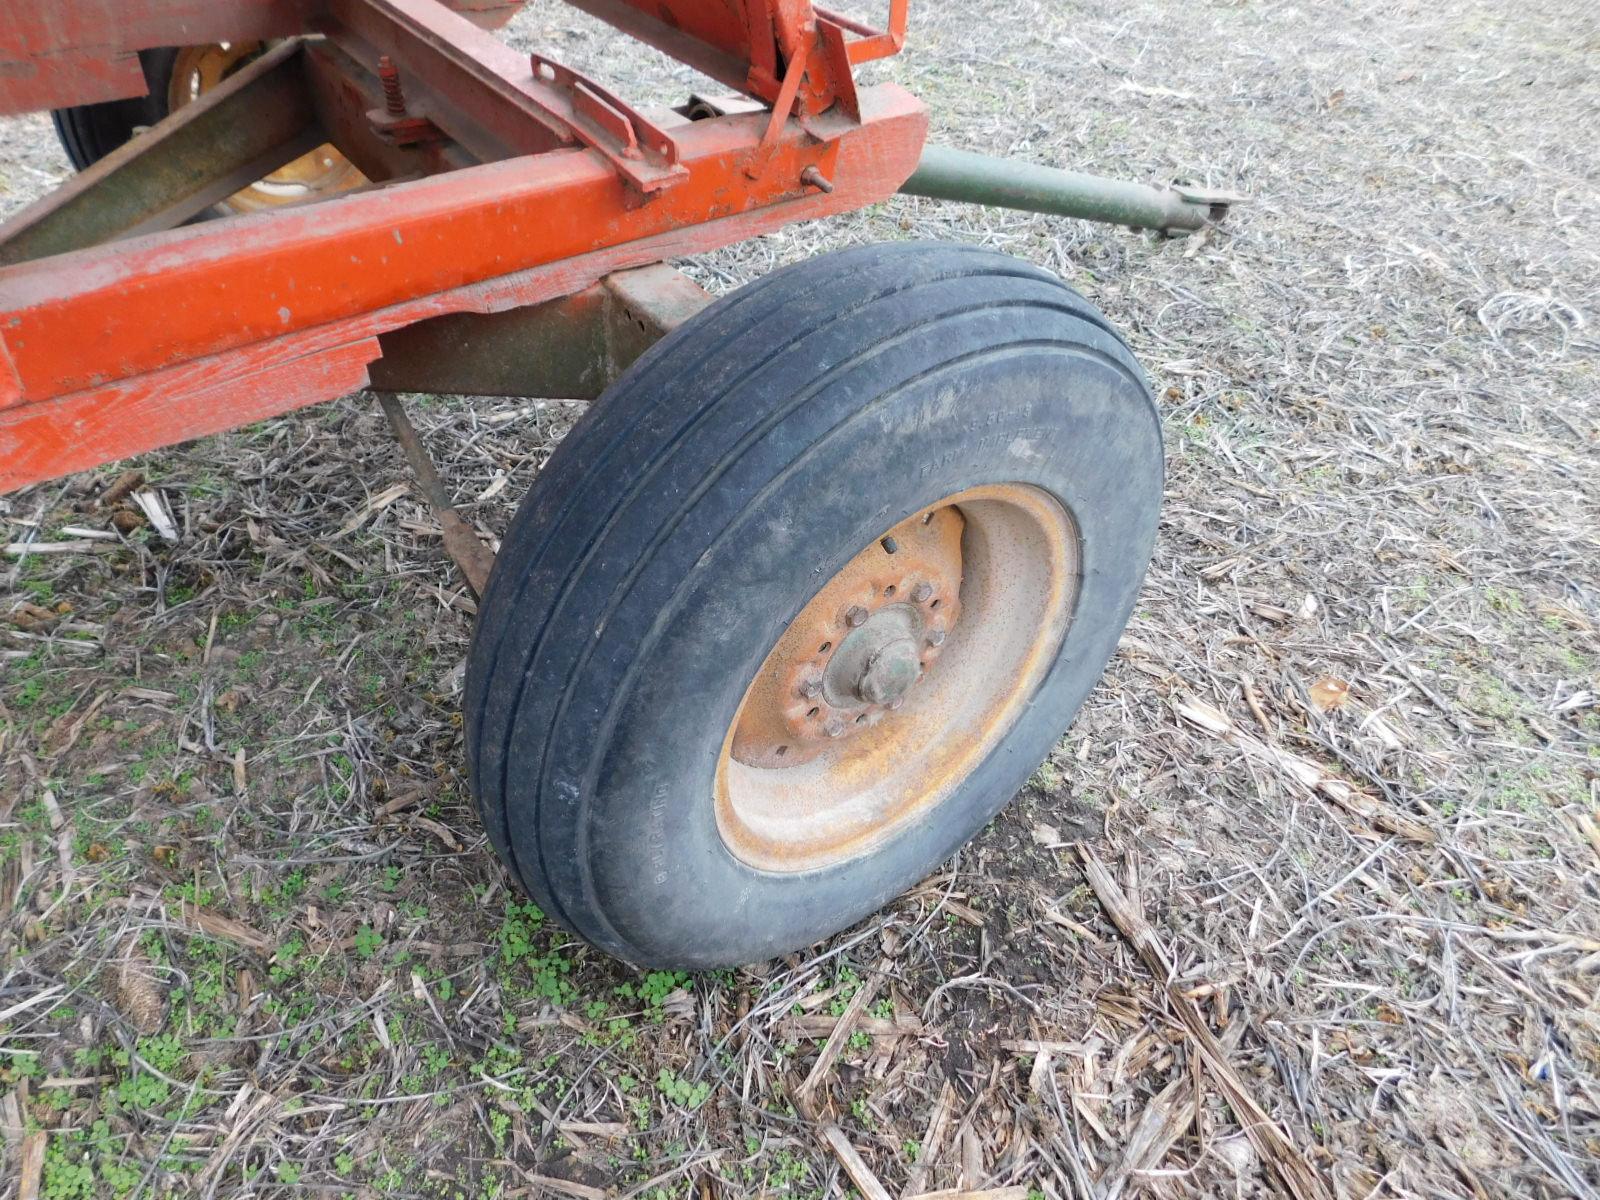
(528, 55, 687, 194)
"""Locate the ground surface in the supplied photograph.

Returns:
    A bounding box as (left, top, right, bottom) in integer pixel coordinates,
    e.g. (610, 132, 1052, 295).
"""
(3, 1, 1599, 1197)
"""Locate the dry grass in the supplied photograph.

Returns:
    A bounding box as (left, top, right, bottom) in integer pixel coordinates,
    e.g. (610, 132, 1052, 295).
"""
(3, 0, 1599, 1197)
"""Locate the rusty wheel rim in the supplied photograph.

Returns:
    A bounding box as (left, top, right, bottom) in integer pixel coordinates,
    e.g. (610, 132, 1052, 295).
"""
(168, 43, 366, 212)
(716, 484, 1079, 873)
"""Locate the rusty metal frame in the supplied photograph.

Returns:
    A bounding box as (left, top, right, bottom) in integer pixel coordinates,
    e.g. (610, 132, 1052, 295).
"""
(371, 261, 714, 595)
(370, 263, 713, 398)
(323, 0, 576, 160)
(0, 0, 925, 495)
(0, 0, 526, 113)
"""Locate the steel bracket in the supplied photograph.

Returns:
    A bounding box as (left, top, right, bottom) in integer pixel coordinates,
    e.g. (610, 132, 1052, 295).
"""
(526, 55, 687, 194)
(367, 107, 450, 145)
(1168, 181, 1248, 227)
(368, 263, 716, 598)
(368, 262, 713, 399)
(814, 1, 908, 65)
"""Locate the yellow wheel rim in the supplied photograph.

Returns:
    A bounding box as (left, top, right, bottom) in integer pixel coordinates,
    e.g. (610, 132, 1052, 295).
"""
(168, 43, 366, 213)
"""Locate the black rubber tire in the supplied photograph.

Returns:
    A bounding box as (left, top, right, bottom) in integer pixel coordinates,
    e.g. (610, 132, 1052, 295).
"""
(51, 49, 178, 170)
(466, 241, 1162, 968)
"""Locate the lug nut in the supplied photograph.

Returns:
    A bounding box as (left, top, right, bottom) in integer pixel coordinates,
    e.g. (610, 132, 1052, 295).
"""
(823, 717, 847, 738)
(927, 629, 945, 647)
(889, 697, 904, 710)
(845, 605, 869, 627)
(799, 677, 823, 699)
(912, 582, 933, 603)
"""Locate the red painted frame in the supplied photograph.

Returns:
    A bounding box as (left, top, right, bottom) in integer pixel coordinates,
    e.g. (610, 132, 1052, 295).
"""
(0, 0, 926, 493)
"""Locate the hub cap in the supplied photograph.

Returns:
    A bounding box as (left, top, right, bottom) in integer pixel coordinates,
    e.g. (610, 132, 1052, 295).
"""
(830, 607, 922, 707)
(716, 484, 1080, 873)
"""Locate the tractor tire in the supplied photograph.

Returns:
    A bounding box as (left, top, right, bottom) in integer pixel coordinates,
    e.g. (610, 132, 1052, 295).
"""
(51, 49, 178, 170)
(466, 240, 1162, 968)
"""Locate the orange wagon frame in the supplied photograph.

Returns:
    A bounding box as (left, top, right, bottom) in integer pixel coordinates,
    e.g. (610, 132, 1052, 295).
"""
(0, 0, 921, 508)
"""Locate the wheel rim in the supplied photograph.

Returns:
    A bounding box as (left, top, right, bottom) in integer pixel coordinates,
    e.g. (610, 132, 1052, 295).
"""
(168, 43, 366, 212)
(715, 484, 1080, 873)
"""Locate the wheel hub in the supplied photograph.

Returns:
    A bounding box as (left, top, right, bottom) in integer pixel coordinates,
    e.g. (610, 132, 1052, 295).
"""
(717, 484, 1079, 872)
(825, 606, 923, 707)
(729, 504, 964, 768)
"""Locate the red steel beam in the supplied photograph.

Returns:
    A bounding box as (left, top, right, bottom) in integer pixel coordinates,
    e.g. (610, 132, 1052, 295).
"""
(0, 0, 525, 113)
(0, 90, 923, 403)
(560, 0, 756, 99)
(0, 338, 383, 495)
(0, 86, 926, 492)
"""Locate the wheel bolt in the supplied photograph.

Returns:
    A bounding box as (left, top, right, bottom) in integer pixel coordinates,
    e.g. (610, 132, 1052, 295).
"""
(912, 582, 933, 603)
(823, 717, 847, 738)
(927, 629, 945, 647)
(800, 165, 835, 193)
(378, 55, 408, 117)
(889, 697, 904, 710)
(799, 677, 823, 699)
(845, 605, 869, 627)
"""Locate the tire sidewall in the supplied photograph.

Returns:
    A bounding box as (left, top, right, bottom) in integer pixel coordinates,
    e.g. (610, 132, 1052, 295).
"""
(53, 49, 176, 169)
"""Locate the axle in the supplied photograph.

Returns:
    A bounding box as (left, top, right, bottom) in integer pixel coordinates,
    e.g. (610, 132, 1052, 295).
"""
(899, 144, 1238, 236)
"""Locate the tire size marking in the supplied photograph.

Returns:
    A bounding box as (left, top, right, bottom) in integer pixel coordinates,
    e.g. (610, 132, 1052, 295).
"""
(917, 424, 1062, 480)
(649, 781, 671, 885)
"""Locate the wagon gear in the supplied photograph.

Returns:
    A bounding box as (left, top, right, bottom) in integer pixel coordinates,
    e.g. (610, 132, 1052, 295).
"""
(0, 0, 1221, 966)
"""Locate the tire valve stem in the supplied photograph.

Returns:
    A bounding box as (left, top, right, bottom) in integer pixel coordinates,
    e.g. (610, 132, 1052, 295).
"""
(378, 55, 408, 117)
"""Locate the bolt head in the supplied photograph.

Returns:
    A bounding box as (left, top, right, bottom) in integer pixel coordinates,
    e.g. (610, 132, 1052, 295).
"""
(800, 165, 835, 193)
(926, 629, 946, 647)
(799, 677, 823, 699)
(823, 717, 847, 738)
(912, 582, 934, 603)
(889, 697, 904, 711)
(845, 605, 869, 627)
